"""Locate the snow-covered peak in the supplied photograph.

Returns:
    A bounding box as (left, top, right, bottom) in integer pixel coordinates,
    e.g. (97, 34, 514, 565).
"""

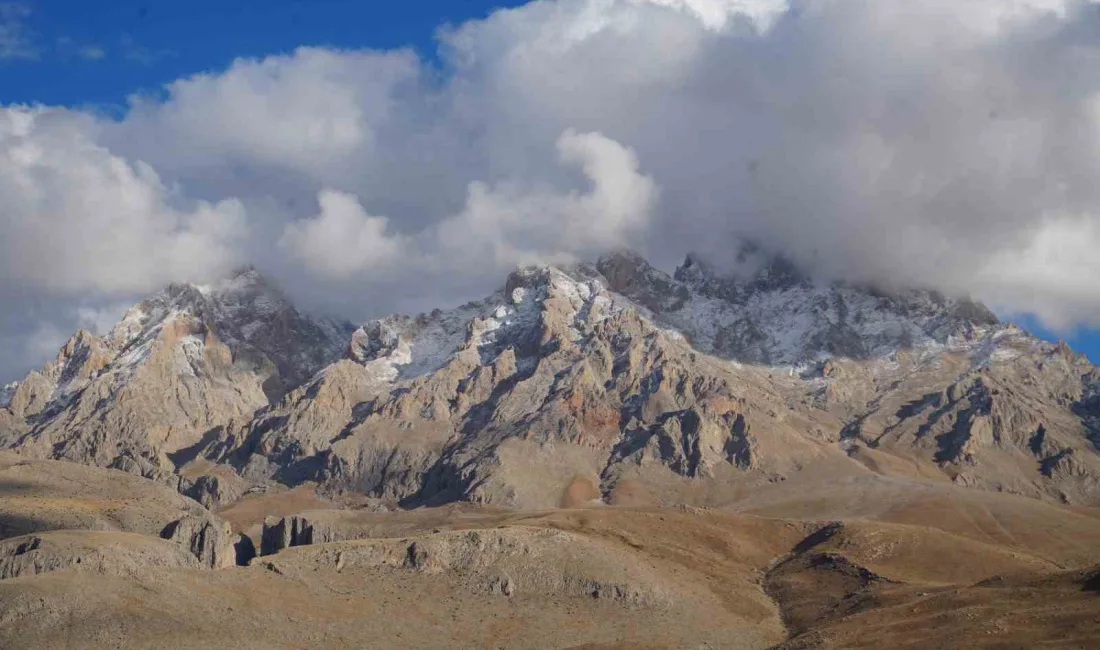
(597, 247, 1005, 366)
(195, 265, 291, 317)
(196, 264, 266, 292)
(346, 249, 1016, 379)
(349, 263, 624, 384)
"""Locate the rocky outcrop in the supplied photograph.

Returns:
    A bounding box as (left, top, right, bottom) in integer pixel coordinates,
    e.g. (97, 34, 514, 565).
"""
(596, 249, 690, 314)
(0, 531, 200, 580)
(161, 514, 253, 568)
(184, 474, 249, 510)
(263, 528, 672, 607)
(605, 408, 756, 480)
(261, 516, 316, 556)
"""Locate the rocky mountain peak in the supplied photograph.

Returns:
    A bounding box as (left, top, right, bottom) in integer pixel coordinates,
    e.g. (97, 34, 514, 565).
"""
(147, 266, 287, 323)
(675, 244, 810, 299)
(105, 267, 354, 393)
(202, 247, 1100, 512)
(601, 244, 1003, 366)
(595, 249, 690, 314)
(345, 262, 616, 391)
(344, 248, 1007, 379)
(197, 265, 291, 314)
(0, 267, 355, 471)
(673, 244, 996, 328)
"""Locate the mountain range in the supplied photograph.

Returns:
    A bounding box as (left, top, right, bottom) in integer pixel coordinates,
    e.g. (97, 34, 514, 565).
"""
(1, 247, 1099, 648)
(2, 248, 1097, 512)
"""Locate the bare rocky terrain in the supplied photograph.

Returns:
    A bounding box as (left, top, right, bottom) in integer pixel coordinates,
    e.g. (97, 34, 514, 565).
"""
(0, 248, 1097, 648)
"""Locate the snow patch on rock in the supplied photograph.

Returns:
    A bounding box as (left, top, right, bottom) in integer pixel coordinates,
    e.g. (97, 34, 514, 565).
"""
(349, 265, 625, 383)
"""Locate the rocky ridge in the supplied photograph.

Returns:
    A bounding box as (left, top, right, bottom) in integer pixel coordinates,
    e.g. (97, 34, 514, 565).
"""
(1, 250, 1098, 511)
(0, 268, 353, 478)
(204, 250, 1100, 508)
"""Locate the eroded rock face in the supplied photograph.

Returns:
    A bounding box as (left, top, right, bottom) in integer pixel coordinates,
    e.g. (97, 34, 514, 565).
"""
(261, 516, 316, 556)
(0, 268, 352, 483)
(259, 509, 390, 557)
(3, 249, 1099, 511)
(212, 263, 815, 509)
(172, 252, 1098, 508)
(161, 514, 252, 569)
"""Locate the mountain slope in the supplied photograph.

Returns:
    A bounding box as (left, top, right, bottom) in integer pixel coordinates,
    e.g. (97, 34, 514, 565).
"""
(177, 251, 1100, 510)
(3, 251, 1098, 511)
(0, 268, 353, 478)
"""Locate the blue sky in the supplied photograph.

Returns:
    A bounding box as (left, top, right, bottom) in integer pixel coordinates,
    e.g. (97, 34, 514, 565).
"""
(0, 0, 525, 109)
(0, 0, 1098, 371)
(1012, 315, 1100, 364)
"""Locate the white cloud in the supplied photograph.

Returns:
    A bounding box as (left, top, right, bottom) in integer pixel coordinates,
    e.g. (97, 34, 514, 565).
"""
(632, 0, 789, 31)
(4, 0, 1100, 378)
(0, 107, 248, 295)
(976, 215, 1100, 329)
(116, 47, 420, 182)
(432, 129, 657, 267)
(282, 130, 657, 281)
(280, 189, 405, 279)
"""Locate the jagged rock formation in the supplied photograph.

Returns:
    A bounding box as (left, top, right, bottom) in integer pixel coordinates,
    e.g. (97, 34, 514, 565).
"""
(197, 250, 1097, 509)
(2, 249, 1099, 512)
(833, 335, 1100, 504)
(632, 247, 998, 365)
(160, 514, 254, 568)
(0, 268, 353, 481)
(183, 473, 250, 510)
(257, 506, 389, 556)
(261, 515, 318, 556)
(210, 261, 831, 509)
